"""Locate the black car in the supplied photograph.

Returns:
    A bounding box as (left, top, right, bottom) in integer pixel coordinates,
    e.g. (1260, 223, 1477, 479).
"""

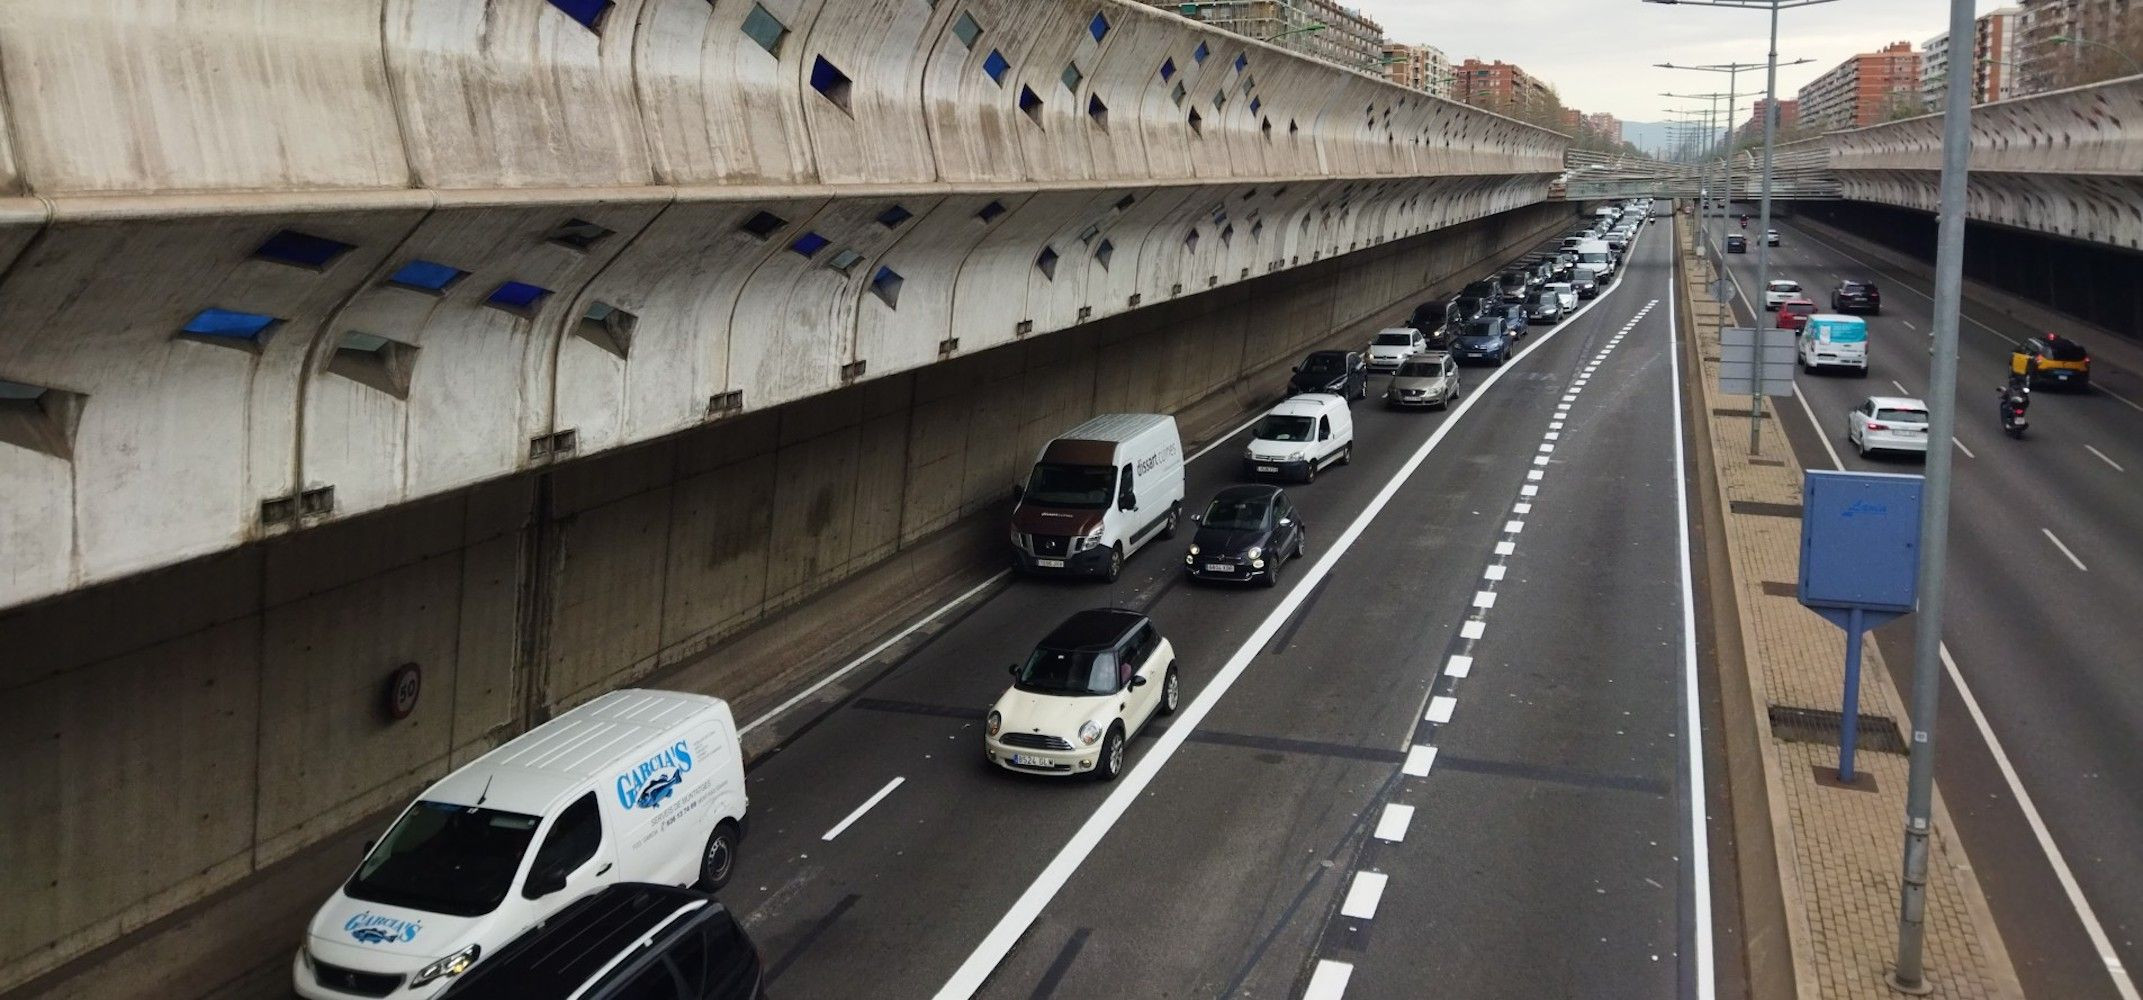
(1407, 300, 1446, 333)
(1460, 279, 1501, 302)
(1185, 485, 1306, 587)
(1289, 350, 1366, 400)
(1832, 280, 1881, 315)
(1453, 318, 1513, 366)
(1571, 273, 1599, 299)
(1449, 294, 1491, 325)
(1525, 290, 1565, 323)
(441, 883, 763, 1000)
(1726, 234, 1747, 254)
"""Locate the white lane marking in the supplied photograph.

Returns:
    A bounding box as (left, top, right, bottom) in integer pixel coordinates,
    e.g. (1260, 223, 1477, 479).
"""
(1792, 385, 1848, 471)
(1374, 804, 1415, 843)
(1425, 696, 1457, 724)
(1953, 437, 1976, 459)
(1557, 404, 1571, 412)
(1533, 456, 1551, 466)
(1472, 591, 1498, 609)
(1484, 565, 1507, 581)
(1445, 655, 1474, 678)
(1539, 443, 1555, 454)
(1891, 379, 1910, 394)
(1938, 643, 2142, 1000)
(1503, 520, 1525, 533)
(1460, 620, 1487, 639)
(1667, 267, 1718, 1000)
(741, 574, 1007, 738)
(929, 261, 1643, 999)
(1527, 470, 1544, 481)
(1304, 960, 1354, 1000)
(2086, 445, 2125, 471)
(1521, 484, 1539, 497)
(2041, 528, 2089, 572)
(1546, 431, 1561, 440)
(1513, 503, 1532, 515)
(1403, 744, 1439, 777)
(1903, 320, 1917, 331)
(1563, 394, 1578, 403)
(1550, 422, 1565, 431)
(822, 777, 905, 841)
(1340, 871, 1389, 919)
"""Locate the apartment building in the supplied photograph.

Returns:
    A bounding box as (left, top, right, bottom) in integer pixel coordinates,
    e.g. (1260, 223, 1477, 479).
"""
(2019, 0, 2139, 94)
(1383, 41, 1453, 97)
(1922, 7, 2025, 107)
(1453, 58, 1556, 118)
(1158, 0, 1387, 71)
(1583, 112, 1622, 142)
(1737, 97, 1800, 140)
(1797, 41, 1922, 131)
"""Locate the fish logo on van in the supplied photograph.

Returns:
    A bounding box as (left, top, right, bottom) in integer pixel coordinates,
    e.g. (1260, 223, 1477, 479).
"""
(615, 740, 695, 811)
(345, 911, 421, 945)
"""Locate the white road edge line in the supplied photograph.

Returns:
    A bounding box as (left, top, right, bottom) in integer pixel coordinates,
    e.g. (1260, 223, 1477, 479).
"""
(1303, 960, 1353, 1000)
(822, 777, 905, 841)
(1339, 871, 1389, 920)
(1939, 642, 2142, 1000)
(1953, 437, 1976, 460)
(2041, 528, 2089, 572)
(1669, 256, 1719, 1000)
(928, 247, 1647, 999)
(1373, 804, 1415, 843)
(2085, 444, 2125, 472)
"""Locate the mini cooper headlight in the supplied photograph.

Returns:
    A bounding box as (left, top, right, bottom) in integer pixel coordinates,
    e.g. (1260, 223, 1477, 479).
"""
(987, 711, 1002, 737)
(1079, 720, 1105, 746)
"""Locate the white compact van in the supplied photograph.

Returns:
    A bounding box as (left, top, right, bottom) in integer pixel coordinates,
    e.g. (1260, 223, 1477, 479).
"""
(1243, 394, 1354, 484)
(1011, 413, 1186, 583)
(295, 690, 748, 999)
(1575, 240, 1615, 280)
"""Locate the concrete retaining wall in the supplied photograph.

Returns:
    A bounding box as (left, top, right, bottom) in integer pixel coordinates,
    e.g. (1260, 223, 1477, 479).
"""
(0, 201, 1574, 994)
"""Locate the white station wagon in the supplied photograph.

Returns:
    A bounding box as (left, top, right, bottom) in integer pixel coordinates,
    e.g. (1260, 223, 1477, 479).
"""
(986, 609, 1179, 781)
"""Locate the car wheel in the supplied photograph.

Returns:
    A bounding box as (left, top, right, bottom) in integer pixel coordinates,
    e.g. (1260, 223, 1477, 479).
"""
(1295, 530, 1308, 560)
(1095, 725, 1126, 782)
(1303, 461, 1317, 484)
(1102, 545, 1123, 584)
(1159, 667, 1181, 716)
(1160, 504, 1180, 541)
(1337, 445, 1352, 466)
(697, 820, 740, 892)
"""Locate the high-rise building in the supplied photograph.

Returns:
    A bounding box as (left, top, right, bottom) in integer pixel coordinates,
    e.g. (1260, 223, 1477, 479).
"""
(1925, 7, 2027, 107)
(1452, 59, 1556, 119)
(1796, 41, 1922, 131)
(1920, 31, 1951, 110)
(1382, 41, 1452, 97)
(1157, 1, 1387, 72)
(1737, 98, 1800, 140)
(1583, 112, 1622, 143)
(1560, 108, 1584, 130)
(2018, 0, 2140, 95)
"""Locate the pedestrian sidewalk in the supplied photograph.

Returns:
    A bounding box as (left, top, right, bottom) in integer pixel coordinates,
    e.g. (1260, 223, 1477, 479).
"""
(1676, 213, 2024, 1000)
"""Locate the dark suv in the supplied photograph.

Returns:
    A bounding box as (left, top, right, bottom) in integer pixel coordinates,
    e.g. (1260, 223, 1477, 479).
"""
(1289, 350, 1367, 399)
(442, 884, 763, 1000)
(1832, 280, 1881, 315)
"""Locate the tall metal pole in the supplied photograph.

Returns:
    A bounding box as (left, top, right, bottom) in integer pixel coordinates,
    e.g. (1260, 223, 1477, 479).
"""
(1891, 0, 1976, 991)
(1752, 4, 1781, 455)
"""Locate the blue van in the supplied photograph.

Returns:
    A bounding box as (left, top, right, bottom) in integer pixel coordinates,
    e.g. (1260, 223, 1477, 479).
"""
(1799, 314, 1869, 375)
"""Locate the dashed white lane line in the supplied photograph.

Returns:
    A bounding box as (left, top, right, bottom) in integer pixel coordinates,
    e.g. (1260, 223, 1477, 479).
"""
(1532, 455, 1551, 466)
(1512, 503, 1532, 515)
(1520, 484, 1539, 497)
(1484, 565, 1507, 581)
(1902, 320, 1917, 330)
(1539, 443, 1555, 454)
(1526, 469, 1544, 481)
(1425, 696, 1458, 724)
(822, 777, 905, 841)
(1460, 620, 1487, 639)
(1953, 437, 1976, 459)
(2042, 528, 2089, 572)
(1303, 960, 1354, 1000)
(1340, 871, 1389, 920)
(1373, 804, 1415, 843)
(1891, 379, 1910, 394)
(1503, 520, 1525, 533)
(1546, 431, 1561, 440)
(1472, 591, 1498, 609)
(1445, 655, 1473, 678)
(2086, 445, 2125, 472)
(1403, 744, 1439, 777)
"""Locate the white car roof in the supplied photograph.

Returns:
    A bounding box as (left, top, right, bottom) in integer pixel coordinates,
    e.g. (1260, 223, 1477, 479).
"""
(1768, 280, 1800, 289)
(1376, 327, 1418, 336)
(1865, 395, 1927, 410)
(1272, 394, 1343, 414)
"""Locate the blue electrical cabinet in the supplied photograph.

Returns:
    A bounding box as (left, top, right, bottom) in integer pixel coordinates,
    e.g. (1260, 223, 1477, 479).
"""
(1799, 470, 1924, 615)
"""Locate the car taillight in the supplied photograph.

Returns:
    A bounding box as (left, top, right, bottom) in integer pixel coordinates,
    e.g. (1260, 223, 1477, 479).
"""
(1866, 422, 1888, 431)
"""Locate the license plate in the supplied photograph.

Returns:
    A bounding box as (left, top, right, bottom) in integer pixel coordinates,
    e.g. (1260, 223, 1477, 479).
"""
(1257, 465, 1278, 473)
(1036, 558, 1064, 568)
(1205, 563, 1235, 573)
(2052, 371, 2074, 379)
(1010, 754, 1052, 767)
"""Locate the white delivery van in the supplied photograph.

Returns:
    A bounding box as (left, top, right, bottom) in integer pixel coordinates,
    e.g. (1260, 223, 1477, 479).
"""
(295, 690, 748, 999)
(1798, 314, 1870, 375)
(1243, 394, 1354, 484)
(1575, 240, 1615, 281)
(1011, 413, 1186, 583)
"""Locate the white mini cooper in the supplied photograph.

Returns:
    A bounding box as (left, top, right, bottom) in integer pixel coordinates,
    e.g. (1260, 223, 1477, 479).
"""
(986, 609, 1179, 781)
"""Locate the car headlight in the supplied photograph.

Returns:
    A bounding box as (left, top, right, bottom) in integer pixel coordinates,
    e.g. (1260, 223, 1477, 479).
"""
(987, 711, 1001, 737)
(1072, 525, 1104, 552)
(1188, 543, 1201, 555)
(1245, 546, 1262, 561)
(409, 944, 482, 987)
(1078, 720, 1104, 746)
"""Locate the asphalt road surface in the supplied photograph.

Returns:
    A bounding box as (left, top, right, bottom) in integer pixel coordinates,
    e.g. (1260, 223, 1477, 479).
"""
(730, 219, 1718, 1000)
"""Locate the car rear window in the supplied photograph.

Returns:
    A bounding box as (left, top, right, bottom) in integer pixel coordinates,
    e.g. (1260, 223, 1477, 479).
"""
(1875, 408, 1927, 424)
(1374, 332, 1415, 346)
(1769, 281, 1801, 292)
(2044, 339, 2089, 361)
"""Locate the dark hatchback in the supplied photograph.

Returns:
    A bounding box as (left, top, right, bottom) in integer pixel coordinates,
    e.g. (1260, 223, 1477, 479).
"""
(1525, 290, 1564, 323)
(1185, 485, 1306, 587)
(1453, 318, 1513, 366)
(1289, 350, 1366, 399)
(441, 883, 763, 1000)
(1832, 280, 1882, 315)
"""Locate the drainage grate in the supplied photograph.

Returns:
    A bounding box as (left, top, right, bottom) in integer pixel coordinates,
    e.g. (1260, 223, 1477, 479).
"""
(1730, 500, 1803, 518)
(1768, 705, 1909, 754)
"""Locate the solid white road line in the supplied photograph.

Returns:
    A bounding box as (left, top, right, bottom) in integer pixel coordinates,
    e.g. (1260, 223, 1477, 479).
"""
(1460, 621, 1487, 640)
(1669, 254, 1719, 1000)
(1426, 696, 1458, 724)
(1303, 960, 1354, 1000)
(929, 255, 1647, 999)
(1373, 804, 1415, 843)
(2041, 528, 2089, 572)
(822, 777, 905, 841)
(1340, 871, 1389, 920)
(1938, 643, 2143, 1000)
(1403, 744, 1439, 777)
(1953, 437, 1976, 459)
(2085, 445, 2125, 472)
(1793, 385, 1848, 471)
(1445, 655, 1474, 678)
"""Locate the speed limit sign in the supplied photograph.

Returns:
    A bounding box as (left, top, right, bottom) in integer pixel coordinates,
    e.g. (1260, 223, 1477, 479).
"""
(384, 663, 422, 721)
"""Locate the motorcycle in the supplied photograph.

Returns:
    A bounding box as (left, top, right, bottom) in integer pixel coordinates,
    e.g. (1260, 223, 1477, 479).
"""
(1998, 383, 2030, 438)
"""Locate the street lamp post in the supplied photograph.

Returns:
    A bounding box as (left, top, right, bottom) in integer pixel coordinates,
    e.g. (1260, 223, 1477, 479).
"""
(1663, 90, 1743, 268)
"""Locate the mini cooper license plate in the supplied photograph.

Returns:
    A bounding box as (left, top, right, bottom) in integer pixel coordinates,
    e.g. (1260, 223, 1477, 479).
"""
(1010, 754, 1052, 767)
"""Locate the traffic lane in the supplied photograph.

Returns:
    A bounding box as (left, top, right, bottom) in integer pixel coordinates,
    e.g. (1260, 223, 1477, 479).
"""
(1345, 275, 1687, 999)
(733, 240, 1662, 999)
(963, 233, 1677, 1000)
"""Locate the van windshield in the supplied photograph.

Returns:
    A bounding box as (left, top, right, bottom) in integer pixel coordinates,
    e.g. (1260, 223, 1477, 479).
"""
(1024, 463, 1116, 509)
(345, 801, 541, 917)
(1253, 415, 1317, 442)
(1579, 252, 1609, 265)
(1015, 647, 1119, 696)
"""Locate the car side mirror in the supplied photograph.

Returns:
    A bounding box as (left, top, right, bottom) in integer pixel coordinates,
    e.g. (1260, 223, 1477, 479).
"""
(526, 868, 568, 899)
(1190, 513, 1203, 523)
(1129, 675, 1148, 688)
(1012, 484, 1025, 503)
(1009, 663, 1020, 676)
(1291, 365, 1301, 373)
(1279, 518, 1294, 526)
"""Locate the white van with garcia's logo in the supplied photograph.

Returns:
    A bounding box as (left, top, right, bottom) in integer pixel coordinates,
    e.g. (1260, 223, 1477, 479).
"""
(294, 690, 747, 999)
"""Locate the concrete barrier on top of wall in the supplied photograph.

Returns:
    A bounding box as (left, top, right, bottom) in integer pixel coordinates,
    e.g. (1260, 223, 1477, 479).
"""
(0, 0, 1565, 612)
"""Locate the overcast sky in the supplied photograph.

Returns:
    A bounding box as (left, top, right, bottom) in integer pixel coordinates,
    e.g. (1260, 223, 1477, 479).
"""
(1353, 0, 2016, 125)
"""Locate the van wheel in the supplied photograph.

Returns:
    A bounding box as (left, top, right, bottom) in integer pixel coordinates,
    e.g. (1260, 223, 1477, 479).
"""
(1159, 667, 1181, 715)
(1102, 545, 1123, 583)
(1337, 445, 1352, 466)
(697, 820, 740, 892)
(1160, 504, 1180, 541)
(1095, 726, 1127, 782)
(1302, 461, 1317, 484)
